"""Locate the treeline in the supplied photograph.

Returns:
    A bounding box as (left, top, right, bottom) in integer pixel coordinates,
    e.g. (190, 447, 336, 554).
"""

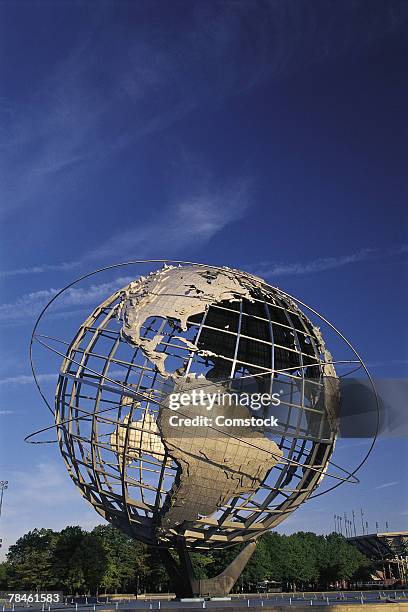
(0, 526, 372, 594)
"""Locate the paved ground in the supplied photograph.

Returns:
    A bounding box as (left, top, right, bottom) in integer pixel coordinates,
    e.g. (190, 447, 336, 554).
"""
(2, 591, 408, 611)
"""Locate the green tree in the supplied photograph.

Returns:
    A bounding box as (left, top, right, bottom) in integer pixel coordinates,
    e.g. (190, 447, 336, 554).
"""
(145, 548, 172, 593)
(263, 531, 289, 584)
(190, 551, 213, 580)
(3, 525, 373, 595)
(52, 526, 87, 593)
(92, 525, 147, 593)
(6, 529, 58, 590)
(279, 533, 320, 591)
(207, 545, 239, 580)
(0, 561, 11, 589)
(71, 533, 106, 594)
(319, 533, 370, 588)
(241, 537, 273, 590)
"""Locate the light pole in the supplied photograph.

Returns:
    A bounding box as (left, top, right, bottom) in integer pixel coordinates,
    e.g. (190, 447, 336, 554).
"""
(0, 481, 8, 549)
(0, 481, 8, 520)
(352, 510, 357, 537)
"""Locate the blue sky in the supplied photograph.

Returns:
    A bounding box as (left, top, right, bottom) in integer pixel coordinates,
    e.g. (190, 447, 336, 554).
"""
(0, 1, 407, 558)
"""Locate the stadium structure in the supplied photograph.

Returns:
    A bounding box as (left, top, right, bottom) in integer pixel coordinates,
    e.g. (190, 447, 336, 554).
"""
(348, 532, 408, 585)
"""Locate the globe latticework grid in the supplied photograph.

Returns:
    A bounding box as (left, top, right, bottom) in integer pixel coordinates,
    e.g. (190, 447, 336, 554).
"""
(55, 271, 336, 550)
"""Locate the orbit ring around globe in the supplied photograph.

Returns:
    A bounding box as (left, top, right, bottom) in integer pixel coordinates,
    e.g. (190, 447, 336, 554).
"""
(27, 260, 379, 550)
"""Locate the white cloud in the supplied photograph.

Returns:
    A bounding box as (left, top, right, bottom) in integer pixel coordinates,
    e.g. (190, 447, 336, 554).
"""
(86, 182, 250, 262)
(0, 276, 134, 323)
(251, 249, 373, 278)
(0, 373, 56, 387)
(373, 481, 399, 490)
(366, 358, 408, 368)
(1, 1, 406, 222)
(249, 244, 408, 279)
(0, 368, 129, 388)
(0, 261, 81, 280)
(0, 239, 402, 326)
(0, 5, 263, 222)
(0, 178, 251, 324)
(0, 176, 251, 280)
(334, 440, 372, 452)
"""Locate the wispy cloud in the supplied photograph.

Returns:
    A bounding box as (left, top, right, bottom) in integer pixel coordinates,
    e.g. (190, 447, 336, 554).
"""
(366, 358, 408, 368)
(248, 245, 407, 279)
(0, 261, 81, 280)
(0, 5, 263, 222)
(0, 175, 251, 325)
(0, 239, 403, 325)
(0, 178, 250, 279)
(0, 373, 56, 387)
(0, 410, 14, 415)
(2, 2, 405, 221)
(373, 481, 399, 491)
(334, 440, 373, 452)
(0, 368, 129, 387)
(85, 181, 250, 262)
(0, 43, 179, 216)
(0, 276, 134, 324)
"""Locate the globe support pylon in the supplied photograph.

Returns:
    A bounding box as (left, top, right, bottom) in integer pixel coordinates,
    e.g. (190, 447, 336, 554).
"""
(159, 538, 258, 599)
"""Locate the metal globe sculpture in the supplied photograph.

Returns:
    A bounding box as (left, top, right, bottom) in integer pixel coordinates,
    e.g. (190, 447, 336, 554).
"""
(29, 262, 374, 597)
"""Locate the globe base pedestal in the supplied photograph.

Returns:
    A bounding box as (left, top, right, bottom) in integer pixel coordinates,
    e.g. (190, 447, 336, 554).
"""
(160, 539, 257, 599)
